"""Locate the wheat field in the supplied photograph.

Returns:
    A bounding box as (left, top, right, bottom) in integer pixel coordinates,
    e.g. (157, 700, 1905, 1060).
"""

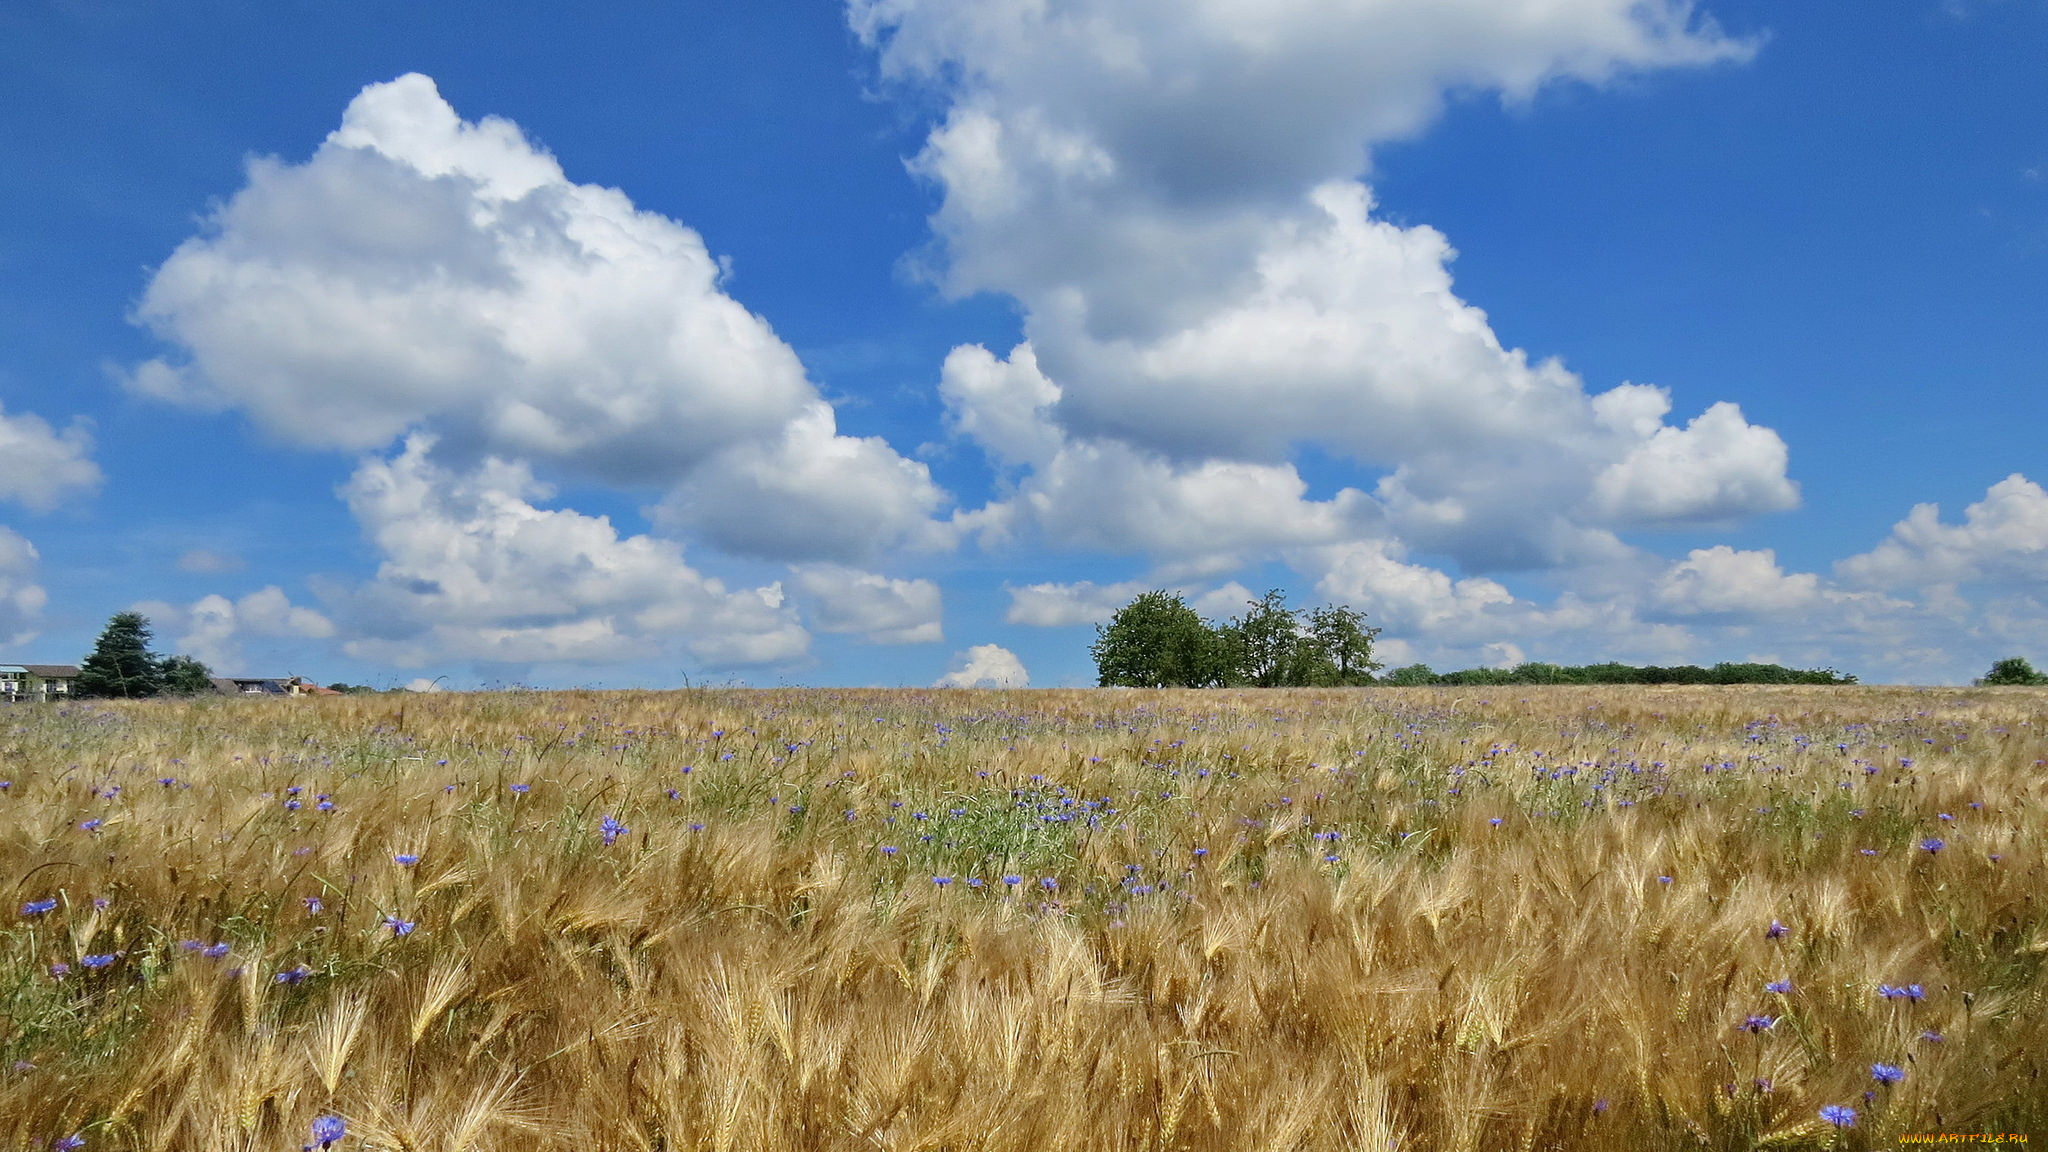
(0, 686, 2041, 1150)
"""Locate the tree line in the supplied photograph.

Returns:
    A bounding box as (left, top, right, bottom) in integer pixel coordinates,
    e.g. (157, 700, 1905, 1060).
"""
(1091, 589, 1382, 687)
(1090, 588, 1872, 688)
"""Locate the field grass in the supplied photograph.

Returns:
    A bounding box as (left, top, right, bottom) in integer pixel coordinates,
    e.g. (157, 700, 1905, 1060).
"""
(0, 685, 2043, 1150)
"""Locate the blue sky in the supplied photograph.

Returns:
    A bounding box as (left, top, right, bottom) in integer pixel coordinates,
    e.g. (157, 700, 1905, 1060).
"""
(2, 0, 2044, 689)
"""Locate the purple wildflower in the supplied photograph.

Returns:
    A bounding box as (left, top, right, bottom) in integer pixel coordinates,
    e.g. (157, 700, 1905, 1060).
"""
(204, 943, 229, 959)
(1740, 1014, 1775, 1034)
(1819, 1104, 1857, 1128)
(385, 916, 415, 937)
(1765, 980, 1792, 994)
(1766, 919, 1788, 939)
(80, 954, 115, 970)
(310, 1114, 346, 1148)
(600, 815, 626, 846)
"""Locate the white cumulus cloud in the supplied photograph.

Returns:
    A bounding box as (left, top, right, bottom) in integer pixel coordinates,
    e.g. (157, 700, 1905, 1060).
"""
(1837, 474, 2048, 589)
(0, 527, 47, 647)
(934, 643, 1030, 688)
(127, 72, 945, 562)
(875, 0, 1787, 573)
(0, 401, 100, 513)
(790, 564, 944, 644)
(334, 437, 809, 669)
(135, 586, 334, 672)
(1653, 546, 1819, 616)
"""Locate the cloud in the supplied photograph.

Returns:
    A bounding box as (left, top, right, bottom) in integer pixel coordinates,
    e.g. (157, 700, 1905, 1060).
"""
(1590, 395, 1799, 524)
(934, 643, 1030, 688)
(1308, 539, 1518, 634)
(0, 526, 47, 646)
(875, 3, 1784, 573)
(1836, 474, 2048, 589)
(0, 401, 100, 513)
(790, 564, 944, 644)
(176, 549, 246, 575)
(333, 436, 808, 669)
(653, 402, 947, 563)
(127, 73, 944, 562)
(1005, 579, 1147, 627)
(135, 586, 335, 671)
(1652, 545, 1819, 616)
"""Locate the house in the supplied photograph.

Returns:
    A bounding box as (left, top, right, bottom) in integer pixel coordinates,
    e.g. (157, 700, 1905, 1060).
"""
(208, 676, 337, 697)
(210, 676, 291, 696)
(0, 664, 80, 702)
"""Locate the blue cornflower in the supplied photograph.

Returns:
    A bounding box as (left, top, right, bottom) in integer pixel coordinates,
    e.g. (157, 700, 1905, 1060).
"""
(600, 815, 627, 846)
(48, 962, 69, 977)
(1766, 920, 1788, 939)
(21, 899, 55, 916)
(1657, 875, 1673, 884)
(1871, 1063, 1905, 1085)
(880, 845, 899, 856)
(1040, 877, 1058, 890)
(276, 965, 311, 984)
(284, 799, 301, 811)
(1740, 1014, 1775, 1034)
(1001, 874, 1022, 886)
(966, 877, 983, 888)
(510, 783, 530, 794)
(688, 822, 704, 832)
(203, 943, 229, 959)
(1920, 1030, 1945, 1043)
(305, 896, 323, 913)
(53, 1135, 85, 1150)
(1819, 1104, 1857, 1128)
(1859, 847, 1878, 856)
(310, 1114, 346, 1148)
(1765, 980, 1793, 994)
(385, 916, 415, 937)
(179, 940, 204, 952)
(78, 819, 102, 833)
(1191, 847, 1208, 858)
(932, 876, 953, 887)
(1489, 817, 1503, 827)
(394, 854, 419, 866)
(316, 799, 334, 812)
(81, 954, 115, 969)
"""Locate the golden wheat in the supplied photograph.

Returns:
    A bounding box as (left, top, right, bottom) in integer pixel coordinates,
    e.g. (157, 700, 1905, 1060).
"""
(0, 685, 2041, 1149)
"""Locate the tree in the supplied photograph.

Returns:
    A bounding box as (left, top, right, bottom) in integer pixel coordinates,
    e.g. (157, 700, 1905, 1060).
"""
(75, 612, 164, 699)
(1219, 589, 1303, 687)
(1091, 591, 1228, 687)
(1304, 604, 1382, 685)
(1383, 663, 1438, 686)
(159, 655, 216, 695)
(1978, 657, 2048, 686)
